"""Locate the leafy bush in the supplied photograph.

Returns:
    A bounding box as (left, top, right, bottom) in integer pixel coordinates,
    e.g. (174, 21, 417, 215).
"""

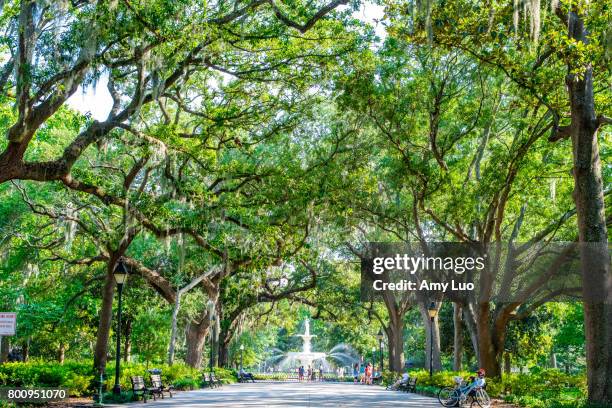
(406, 368, 587, 408)
(103, 361, 202, 391)
(381, 370, 397, 386)
(253, 372, 294, 381)
(0, 360, 93, 396)
(0, 360, 230, 398)
(415, 384, 439, 396)
(213, 367, 237, 384)
(172, 377, 200, 390)
(63, 371, 91, 397)
(101, 390, 137, 403)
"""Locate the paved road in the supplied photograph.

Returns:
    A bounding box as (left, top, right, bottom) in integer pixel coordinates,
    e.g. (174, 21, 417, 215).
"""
(108, 382, 440, 407)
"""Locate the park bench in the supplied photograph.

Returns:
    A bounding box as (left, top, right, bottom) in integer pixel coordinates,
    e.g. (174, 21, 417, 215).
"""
(397, 376, 417, 393)
(201, 372, 214, 388)
(405, 376, 417, 392)
(372, 374, 383, 384)
(202, 372, 222, 388)
(149, 374, 174, 399)
(211, 372, 223, 387)
(238, 372, 255, 383)
(130, 376, 152, 403)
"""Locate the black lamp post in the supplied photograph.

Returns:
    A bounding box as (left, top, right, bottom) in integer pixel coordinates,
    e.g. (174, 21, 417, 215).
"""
(377, 329, 384, 372)
(112, 260, 128, 395)
(240, 344, 244, 372)
(428, 302, 438, 378)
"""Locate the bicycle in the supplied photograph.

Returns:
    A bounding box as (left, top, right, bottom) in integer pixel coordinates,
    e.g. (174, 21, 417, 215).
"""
(437, 376, 491, 408)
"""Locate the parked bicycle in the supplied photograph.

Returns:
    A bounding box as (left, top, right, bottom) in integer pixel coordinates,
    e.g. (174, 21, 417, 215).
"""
(437, 370, 491, 408)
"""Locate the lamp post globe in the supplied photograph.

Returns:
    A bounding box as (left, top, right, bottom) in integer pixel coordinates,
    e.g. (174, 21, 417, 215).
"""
(112, 260, 128, 395)
(427, 302, 438, 378)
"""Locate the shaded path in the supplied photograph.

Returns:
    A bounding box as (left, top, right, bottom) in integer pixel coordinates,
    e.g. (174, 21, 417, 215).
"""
(107, 382, 440, 407)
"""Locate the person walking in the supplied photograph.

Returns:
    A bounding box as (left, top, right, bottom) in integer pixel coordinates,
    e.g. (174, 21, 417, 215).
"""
(353, 363, 359, 383)
(365, 363, 372, 385)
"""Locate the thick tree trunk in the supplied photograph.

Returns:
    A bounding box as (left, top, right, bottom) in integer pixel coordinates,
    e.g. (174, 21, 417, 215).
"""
(478, 336, 500, 378)
(185, 280, 220, 369)
(475, 304, 503, 378)
(218, 341, 229, 368)
(453, 303, 463, 371)
(568, 74, 612, 402)
(557, 9, 612, 404)
(386, 310, 405, 372)
(185, 317, 210, 369)
(217, 322, 233, 368)
(93, 259, 117, 375)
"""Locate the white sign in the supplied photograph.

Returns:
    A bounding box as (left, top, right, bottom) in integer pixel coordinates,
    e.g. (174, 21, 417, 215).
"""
(0, 313, 16, 336)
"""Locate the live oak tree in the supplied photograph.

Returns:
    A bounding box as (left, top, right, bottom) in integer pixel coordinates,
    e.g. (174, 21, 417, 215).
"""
(384, 0, 611, 401)
(1, 0, 363, 373)
(0, 0, 355, 184)
(337, 34, 595, 380)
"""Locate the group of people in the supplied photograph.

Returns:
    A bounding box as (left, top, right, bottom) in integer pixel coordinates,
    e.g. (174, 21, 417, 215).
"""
(352, 362, 381, 385)
(297, 364, 324, 381)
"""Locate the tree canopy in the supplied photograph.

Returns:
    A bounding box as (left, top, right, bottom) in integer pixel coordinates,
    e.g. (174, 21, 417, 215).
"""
(0, 0, 610, 405)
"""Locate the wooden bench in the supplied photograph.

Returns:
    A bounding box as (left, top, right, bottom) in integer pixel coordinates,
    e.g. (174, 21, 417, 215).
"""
(149, 374, 173, 399)
(397, 376, 417, 393)
(201, 372, 212, 388)
(210, 373, 223, 387)
(130, 376, 152, 403)
(202, 372, 221, 388)
(405, 376, 417, 392)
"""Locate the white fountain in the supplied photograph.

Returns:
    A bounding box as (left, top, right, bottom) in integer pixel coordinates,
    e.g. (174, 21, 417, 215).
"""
(264, 319, 358, 372)
(286, 319, 327, 368)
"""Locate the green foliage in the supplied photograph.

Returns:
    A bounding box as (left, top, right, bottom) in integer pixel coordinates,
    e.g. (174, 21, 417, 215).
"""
(213, 367, 237, 384)
(0, 361, 93, 397)
(0, 360, 232, 397)
(381, 370, 397, 386)
(130, 306, 172, 367)
(0, 0, 609, 404)
(101, 390, 136, 404)
(407, 368, 587, 408)
(172, 376, 200, 390)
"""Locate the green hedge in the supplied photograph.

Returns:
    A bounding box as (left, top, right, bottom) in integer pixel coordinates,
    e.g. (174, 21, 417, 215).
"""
(0, 361, 94, 396)
(0, 360, 237, 398)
